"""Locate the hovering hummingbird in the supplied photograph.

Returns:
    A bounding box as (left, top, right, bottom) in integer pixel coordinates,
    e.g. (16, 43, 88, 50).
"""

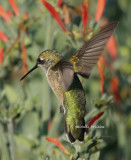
(20, 22, 118, 143)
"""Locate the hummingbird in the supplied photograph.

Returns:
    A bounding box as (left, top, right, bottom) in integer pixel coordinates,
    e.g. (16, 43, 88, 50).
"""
(20, 21, 118, 143)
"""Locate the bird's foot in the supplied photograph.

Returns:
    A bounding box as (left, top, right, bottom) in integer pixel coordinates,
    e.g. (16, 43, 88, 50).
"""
(59, 105, 66, 114)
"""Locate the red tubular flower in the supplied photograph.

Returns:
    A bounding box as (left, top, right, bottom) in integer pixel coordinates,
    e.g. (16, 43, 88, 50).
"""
(97, 56, 105, 94)
(101, 19, 117, 60)
(0, 5, 11, 22)
(95, 0, 106, 22)
(61, 4, 70, 25)
(48, 120, 52, 132)
(0, 48, 4, 65)
(88, 112, 104, 129)
(107, 36, 117, 60)
(41, 0, 68, 34)
(81, 0, 88, 37)
(110, 77, 121, 106)
(104, 59, 114, 71)
(21, 40, 28, 75)
(6, 10, 14, 18)
(57, 0, 63, 7)
(46, 137, 68, 154)
(0, 31, 9, 42)
(8, 0, 19, 16)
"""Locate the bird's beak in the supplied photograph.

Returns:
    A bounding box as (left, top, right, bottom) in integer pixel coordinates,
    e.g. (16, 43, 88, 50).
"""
(20, 64, 38, 81)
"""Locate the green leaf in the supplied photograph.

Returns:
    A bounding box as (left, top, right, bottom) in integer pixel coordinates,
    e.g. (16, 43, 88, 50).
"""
(5, 85, 19, 104)
(90, 151, 100, 160)
(17, 111, 40, 139)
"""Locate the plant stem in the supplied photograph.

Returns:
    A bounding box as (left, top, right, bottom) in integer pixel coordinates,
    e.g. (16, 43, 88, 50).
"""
(7, 119, 17, 160)
(0, 124, 10, 160)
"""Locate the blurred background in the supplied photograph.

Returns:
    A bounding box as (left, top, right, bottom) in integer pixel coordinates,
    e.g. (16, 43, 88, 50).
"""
(0, 0, 131, 160)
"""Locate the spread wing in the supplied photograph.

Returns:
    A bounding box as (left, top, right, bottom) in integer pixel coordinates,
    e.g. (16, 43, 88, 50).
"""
(70, 21, 119, 78)
(53, 60, 74, 91)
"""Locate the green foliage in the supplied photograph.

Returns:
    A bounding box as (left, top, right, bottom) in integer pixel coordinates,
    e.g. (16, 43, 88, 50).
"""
(0, 0, 131, 160)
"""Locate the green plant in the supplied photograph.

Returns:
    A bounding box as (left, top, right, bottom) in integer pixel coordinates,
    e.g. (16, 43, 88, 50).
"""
(0, 0, 131, 160)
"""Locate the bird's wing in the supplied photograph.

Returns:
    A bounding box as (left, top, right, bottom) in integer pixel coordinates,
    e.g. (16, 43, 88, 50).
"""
(53, 60, 74, 91)
(69, 21, 118, 78)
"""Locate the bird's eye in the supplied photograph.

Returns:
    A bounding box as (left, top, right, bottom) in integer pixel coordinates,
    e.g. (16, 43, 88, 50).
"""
(37, 57, 44, 63)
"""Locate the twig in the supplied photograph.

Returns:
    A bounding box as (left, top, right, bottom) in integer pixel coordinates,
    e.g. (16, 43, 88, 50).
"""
(7, 119, 17, 160)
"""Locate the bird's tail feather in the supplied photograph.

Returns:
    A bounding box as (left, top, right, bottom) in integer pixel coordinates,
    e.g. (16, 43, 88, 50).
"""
(65, 118, 85, 143)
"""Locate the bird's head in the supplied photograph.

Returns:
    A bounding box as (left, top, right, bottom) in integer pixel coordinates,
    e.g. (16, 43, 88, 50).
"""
(20, 50, 62, 81)
(37, 50, 62, 70)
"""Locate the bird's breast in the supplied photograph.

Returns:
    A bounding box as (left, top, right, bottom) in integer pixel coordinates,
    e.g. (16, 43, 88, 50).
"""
(46, 69, 86, 113)
(46, 69, 64, 105)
